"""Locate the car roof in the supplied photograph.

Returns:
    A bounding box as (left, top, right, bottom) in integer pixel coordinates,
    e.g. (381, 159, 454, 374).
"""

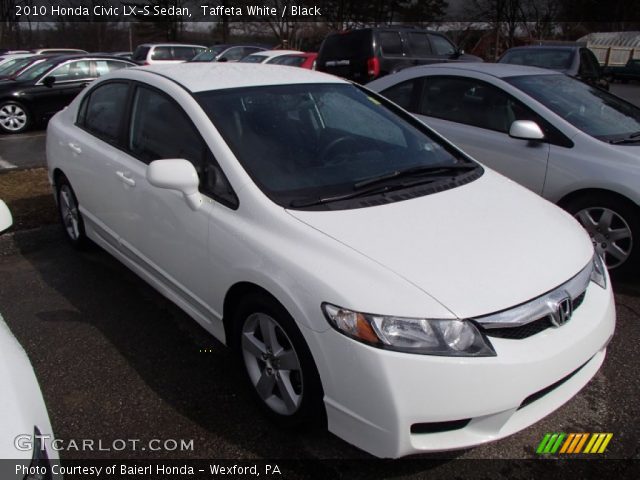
(504, 45, 580, 52)
(136, 63, 345, 92)
(401, 62, 562, 79)
(247, 50, 303, 58)
(137, 43, 206, 48)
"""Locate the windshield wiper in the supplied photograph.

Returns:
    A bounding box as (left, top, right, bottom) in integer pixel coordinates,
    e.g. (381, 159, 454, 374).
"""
(289, 184, 394, 208)
(354, 163, 477, 189)
(609, 131, 640, 144)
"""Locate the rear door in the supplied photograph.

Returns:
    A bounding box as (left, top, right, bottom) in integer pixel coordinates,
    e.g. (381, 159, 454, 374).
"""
(378, 30, 409, 75)
(70, 81, 135, 251)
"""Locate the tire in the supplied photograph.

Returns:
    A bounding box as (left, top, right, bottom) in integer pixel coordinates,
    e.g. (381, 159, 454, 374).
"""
(56, 175, 88, 249)
(233, 293, 325, 429)
(563, 193, 639, 277)
(0, 101, 31, 134)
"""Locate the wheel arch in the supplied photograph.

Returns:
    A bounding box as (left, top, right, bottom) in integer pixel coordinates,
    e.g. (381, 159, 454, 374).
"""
(557, 188, 640, 211)
(223, 282, 287, 349)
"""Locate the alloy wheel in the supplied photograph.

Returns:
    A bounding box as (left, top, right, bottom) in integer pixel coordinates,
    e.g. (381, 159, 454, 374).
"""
(59, 184, 81, 241)
(575, 207, 633, 269)
(0, 104, 27, 132)
(241, 313, 304, 416)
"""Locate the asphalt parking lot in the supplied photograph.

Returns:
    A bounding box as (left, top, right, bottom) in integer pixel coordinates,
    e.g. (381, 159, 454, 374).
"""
(0, 83, 639, 477)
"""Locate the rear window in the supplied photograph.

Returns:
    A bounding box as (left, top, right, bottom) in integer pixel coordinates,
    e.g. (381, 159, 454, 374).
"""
(319, 31, 373, 59)
(379, 32, 404, 56)
(500, 48, 574, 70)
(132, 46, 150, 62)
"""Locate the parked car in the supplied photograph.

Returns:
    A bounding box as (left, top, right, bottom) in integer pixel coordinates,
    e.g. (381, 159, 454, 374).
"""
(498, 45, 609, 90)
(604, 58, 640, 83)
(0, 54, 54, 80)
(368, 63, 640, 274)
(190, 45, 267, 63)
(131, 43, 206, 65)
(31, 48, 87, 55)
(0, 54, 135, 134)
(267, 52, 317, 69)
(0, 200, 60, 474)
(47, 63, 614, 458)
(0, 52, 33, 67)
(238, 50, 304, 64)
(316, 27, 482, 83)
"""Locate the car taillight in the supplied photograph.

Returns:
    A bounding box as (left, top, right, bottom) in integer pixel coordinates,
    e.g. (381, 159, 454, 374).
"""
(367, 57, 380, 78)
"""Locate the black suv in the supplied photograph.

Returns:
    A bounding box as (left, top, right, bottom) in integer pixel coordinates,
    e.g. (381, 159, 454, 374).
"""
(316, 28, 482, 83)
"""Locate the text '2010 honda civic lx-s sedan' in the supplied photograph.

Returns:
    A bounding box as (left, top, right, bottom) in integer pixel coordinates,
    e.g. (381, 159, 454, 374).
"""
(46, 63, 615, 458)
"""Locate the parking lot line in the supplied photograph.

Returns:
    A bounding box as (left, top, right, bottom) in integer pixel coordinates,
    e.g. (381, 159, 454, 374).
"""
(0, 132, 46, 141)
(0, 157, 17, 170)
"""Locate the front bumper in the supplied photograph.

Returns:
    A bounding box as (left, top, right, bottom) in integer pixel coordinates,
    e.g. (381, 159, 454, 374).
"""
(308, 280, 615, 458)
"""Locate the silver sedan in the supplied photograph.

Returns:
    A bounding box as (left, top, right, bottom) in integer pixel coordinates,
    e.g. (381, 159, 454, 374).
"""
(368, 63, 640, 275)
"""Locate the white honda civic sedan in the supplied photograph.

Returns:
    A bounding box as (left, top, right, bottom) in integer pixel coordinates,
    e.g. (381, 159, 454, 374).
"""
(46, 63, 615, 458)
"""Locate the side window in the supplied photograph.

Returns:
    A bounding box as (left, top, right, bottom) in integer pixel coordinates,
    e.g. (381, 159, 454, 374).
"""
(243, 47, 262, 57)
(82, 82, 129, 142)
(381, 79, 419, 110)
(93, 60, 130, 77)
(220, 47, 245, 62)
(49, 60, 93, 82)
(418, 76, 541, 133)
(379, 32, 403, 56)
(128, 87, 237, 207)
(173, 47, 196, 61)
(407, 33, 432, 57)
(579, 49, 599, 77)
(151, 47, 172, 61)
(428, 34, 456, 56)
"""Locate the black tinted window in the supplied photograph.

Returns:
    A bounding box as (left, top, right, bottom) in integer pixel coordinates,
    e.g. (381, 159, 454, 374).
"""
(83, 82, 129, 142)
(418, 77, 540, 133)
(379, 32, 403, 56)
(382, 79, 418, 110)
(151, 47, 172, 60)
(173, 47, 197, 60)
(319, 30, 372, 59)
(132, 46, 150, 61)
(428, 34, 455, 55)
(407, 33, 431, 56)
(128, 87, 236, 206)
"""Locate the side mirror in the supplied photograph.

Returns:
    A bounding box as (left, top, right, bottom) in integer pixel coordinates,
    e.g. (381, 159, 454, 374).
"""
(0, 200, 13, 233)
(43, 76, 56, 88)
(146, 159, 202, 210)
(509, 120, 545, 141)
(217, 57, 228, 63)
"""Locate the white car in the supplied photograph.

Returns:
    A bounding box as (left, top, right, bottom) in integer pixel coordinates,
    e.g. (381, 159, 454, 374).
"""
(368, 63, 640, 275)
(238, 49, 303, 64)
(46, 64, 615, 458)
(0, 200, 60, 475)
(131, 43, 206, 65)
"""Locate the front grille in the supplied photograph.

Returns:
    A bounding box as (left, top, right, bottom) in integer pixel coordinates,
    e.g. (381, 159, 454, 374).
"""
(484, 291, 588, 340)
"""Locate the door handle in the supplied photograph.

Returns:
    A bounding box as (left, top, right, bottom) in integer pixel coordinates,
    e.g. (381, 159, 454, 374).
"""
(115, 171, 136, 187)
(68, 142, 82, 154)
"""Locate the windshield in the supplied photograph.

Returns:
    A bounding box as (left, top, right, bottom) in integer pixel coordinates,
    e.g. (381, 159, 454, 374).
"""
(0, 57, 34, 77)
(14, 58, 58, 81)
(192, 46, 227, 62)
(239, 55, 267, 63)
(195, 83, 477, 209)
(500, 48, 574, 71)
(506, 74, 640, 142)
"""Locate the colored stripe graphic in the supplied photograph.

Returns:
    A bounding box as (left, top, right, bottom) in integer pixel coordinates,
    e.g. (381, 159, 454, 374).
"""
(537, 433, 613, 454)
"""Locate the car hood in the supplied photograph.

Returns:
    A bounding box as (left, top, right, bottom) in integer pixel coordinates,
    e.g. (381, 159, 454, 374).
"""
(287, 170, 593, 319)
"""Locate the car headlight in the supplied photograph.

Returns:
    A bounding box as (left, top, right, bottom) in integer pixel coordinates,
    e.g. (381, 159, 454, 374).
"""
(590, 253, 607, 289)
(322, 303, 496, 357)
